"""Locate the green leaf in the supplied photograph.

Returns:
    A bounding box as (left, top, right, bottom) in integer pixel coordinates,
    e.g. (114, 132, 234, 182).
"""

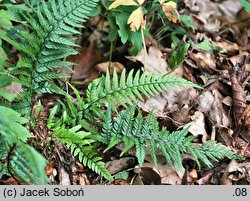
(0, 90, 15, 101)
(115, 171, 129, 180)
(181, 15, 196, 30)
(0, 106, 30, 142)
(240, 0, 250, 13)
(0, 10, 14, 29)
(115, 13, 130, 44)
(196, 38, 227, 53)
(168, 43, 190, 70)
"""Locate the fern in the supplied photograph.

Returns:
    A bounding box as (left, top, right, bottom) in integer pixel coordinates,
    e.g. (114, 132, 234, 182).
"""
(85, 69, 202, 114)
(51, 125, 113, 181)
(0, 106, 48, 184)
(47, 70, 241, 177)
(100, 106, 241, 171)
(0, 0, 99, 117)
(47, 86, 111, 181)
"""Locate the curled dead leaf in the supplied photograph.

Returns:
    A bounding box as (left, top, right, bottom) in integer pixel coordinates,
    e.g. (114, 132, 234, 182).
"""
(220, 159, 250, 185)
(132, 166, 161, 185)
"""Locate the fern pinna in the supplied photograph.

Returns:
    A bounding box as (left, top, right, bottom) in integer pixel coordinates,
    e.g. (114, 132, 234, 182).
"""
(0, 0, 98, 116)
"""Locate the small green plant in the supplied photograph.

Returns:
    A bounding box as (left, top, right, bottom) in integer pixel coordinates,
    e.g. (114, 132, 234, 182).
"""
(100, 0, 196, 69)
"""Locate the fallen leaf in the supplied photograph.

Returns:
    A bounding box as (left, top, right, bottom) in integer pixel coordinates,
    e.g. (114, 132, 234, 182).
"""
(59, 166, 71, 185)
(113, 179, 129, 185)
(95, 61, 124, 74)
(212, 40, 239, 54)
(189, 51, 216, 71)
(126, 46, 168, 73)
(184, 111, 208, 142)
(67, 40, 102, 81)
(221, 159, 250, 185)
(106, 157, 136, 175)
(216, 128, 234, 147)
(132, 166, 162, 185)
(196, 172, 214, 185)
(196, 90, 231, 128)
(196, 91, 215, 113)
(209, 90, 231, 128)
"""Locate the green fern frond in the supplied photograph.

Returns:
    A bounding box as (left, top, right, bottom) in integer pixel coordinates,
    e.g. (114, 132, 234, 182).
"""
(86, 69, 202, 114)
(0, 0, 99, 116)
(53, 126, 113, 181)
(0, 106, 48, 184)
(9, 142, 49, 184)
(101, 106, 239, 171)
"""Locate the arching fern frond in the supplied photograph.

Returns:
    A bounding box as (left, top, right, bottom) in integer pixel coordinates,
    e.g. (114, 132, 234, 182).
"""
(101, 106, 240, 172)
(0, 0, 99, 117)
(85, 69, 202, 115)
(52, 125, 113, 181)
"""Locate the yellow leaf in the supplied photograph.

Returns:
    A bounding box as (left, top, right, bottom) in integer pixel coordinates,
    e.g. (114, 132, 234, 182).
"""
(158, 0, 167, 4)
(108, 0, 137, 10)
(137, 0, 146, 5)
(163, 1, 177, 9)
(162, 1, 179, 23)
(108, 0, 145, 10)
(127, 7, 145, 31)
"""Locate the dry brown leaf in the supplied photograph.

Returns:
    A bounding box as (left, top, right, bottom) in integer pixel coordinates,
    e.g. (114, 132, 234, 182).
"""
(184, 111, 208, 143)
(139, 88, 182, 117)
(220, 159, 250, 185)
(189, 51, 216, 70)
(79, 174, 90, 185)
(2, 82, 22, 96)
(126, 46, 168, 73)
(106, 157, 136, 175)
(59, 167, 71, 185)
(216, 128, 234, 147)
(209, 90, 231, 127)
(196, 172, 214, 185)
(196, 90, 231, 128)
(196, 91, 215, 113)
(95, 61, 124, 74)
(133, 166, 161, 185)
(112, 179, 130, 185)
(67, 40, 103, 80)
(185, 0, 241, 32)
(171, 105, 191, 125)
(212, 40, 239, 54)
(133, 163, 182, 185)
